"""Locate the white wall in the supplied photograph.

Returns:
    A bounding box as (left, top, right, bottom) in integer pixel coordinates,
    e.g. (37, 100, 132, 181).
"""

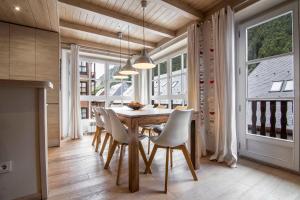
(0, 87, 40, 200)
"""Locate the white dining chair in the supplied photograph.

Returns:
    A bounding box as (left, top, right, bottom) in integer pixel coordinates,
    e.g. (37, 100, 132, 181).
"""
(98, 107, 113, 157)
(104, 109, 150, 185)
(91, 107, 105, 152)
(145, 110, 198, 193)
(140, 104, 167, 154)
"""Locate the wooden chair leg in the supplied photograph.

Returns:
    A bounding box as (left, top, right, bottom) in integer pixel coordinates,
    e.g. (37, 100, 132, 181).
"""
(138, 141, 152, 174)
(104, 140, 118, 169)
(164, 147, 170, 193)
(116, 144, 125, 185)
(100, 132, 110, 156)
(181, 145, 198, 181)
(108, 134, 113, 150)
(145, 144, 158, 174)
(95, 128, 102, 152)
(147, 129, 151, 154)
(170, 149, 173, 168)
(92, 126, 99, 146)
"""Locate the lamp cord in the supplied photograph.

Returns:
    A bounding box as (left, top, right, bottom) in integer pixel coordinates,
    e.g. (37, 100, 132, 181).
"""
(128, 25, 130, 59)
(143, 5, 145, 50)
(119, 33, 121, 69)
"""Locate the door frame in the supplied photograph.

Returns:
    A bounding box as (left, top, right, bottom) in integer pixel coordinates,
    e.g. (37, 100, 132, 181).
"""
(236, 0, 300, 171)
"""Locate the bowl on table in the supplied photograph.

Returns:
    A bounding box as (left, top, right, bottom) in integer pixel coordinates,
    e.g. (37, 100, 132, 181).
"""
(127, 101, 144, 110)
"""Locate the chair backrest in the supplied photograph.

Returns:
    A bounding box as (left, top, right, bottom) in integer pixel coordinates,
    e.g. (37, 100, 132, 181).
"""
(92, 106, 105, 128)
(156, 110, 192, 147)
(106, 109, 128, 144)
(99, 107, 111, 133)
(175, 105, 188, 110)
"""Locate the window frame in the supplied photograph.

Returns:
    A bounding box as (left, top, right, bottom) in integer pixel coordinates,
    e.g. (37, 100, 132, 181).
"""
(150, 49, 187, 108)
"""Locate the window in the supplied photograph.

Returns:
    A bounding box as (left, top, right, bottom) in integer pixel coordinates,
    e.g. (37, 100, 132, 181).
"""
(81, 107, 88, 119)
(284, 80, 294, 91)
(79, 61, 89, 75)
(150, 52, 187, 108)
(80, 81, 88, 95)
(79, 58, 134, 121)
(270, 81, 283, 92)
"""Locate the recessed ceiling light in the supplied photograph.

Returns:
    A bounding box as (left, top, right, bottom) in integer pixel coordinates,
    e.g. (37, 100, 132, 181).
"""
(14, 6, 20, 11)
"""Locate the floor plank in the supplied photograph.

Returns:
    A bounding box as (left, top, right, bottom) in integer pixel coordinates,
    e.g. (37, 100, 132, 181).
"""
(48, 135, 300, 200)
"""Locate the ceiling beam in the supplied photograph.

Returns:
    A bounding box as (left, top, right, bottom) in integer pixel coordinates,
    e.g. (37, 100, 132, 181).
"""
(204, 0, 260, 18)
(159, 0, 203, 19)
(58, 0, 176, 38)
(60, 19, 156, 49)
(60, 36, 139, 55)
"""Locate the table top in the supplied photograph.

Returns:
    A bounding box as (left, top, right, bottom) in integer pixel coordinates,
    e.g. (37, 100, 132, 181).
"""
(111, 107, 174, 118)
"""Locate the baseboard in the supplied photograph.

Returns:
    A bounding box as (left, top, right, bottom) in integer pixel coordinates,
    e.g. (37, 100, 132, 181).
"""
(48, 138, 60, 147)
(13, 193, 41, 200)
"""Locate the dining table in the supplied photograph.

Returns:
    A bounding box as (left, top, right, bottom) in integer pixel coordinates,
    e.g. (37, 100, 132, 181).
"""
(111, 107, 200, 193)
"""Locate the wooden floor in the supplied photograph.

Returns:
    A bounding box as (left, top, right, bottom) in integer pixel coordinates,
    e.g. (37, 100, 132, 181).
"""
(48, 135, 300, 200)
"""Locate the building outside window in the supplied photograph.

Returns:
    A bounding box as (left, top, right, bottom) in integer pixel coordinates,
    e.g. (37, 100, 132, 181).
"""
(150, 51, 187, 108)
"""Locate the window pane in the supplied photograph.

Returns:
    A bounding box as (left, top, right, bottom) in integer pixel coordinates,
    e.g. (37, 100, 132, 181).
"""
(109, 64, 119, 79)
(109, 82, 122, 96)
(247, 13, 292, 61)
(159, 78, 168, 95)
(94, 80, 105, 96)
(171, 75, 182, 95)
(123, 82, 133, 97)
(182, 73, 186, 94)
(94, 63, 105, 80)
(80, 101, 89, 119)
(160, 62, 167, 75)
(109, 81, 132, 96)
(153, 64, 158, 79)
(171, 55, 182, 74)
(152, 80, 158, 96)
(183, 53, 187, 69)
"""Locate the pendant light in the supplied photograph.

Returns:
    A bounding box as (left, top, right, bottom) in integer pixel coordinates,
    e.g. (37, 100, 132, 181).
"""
(133, 0, 155, 69)
(120, 25, 139, 75)
(113, 32, 129, 79)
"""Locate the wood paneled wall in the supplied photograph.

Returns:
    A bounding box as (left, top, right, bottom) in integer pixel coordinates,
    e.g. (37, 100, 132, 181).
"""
(0, 22, 60, 147)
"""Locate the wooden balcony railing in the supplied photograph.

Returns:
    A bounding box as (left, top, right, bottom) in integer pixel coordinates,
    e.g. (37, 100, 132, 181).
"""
(248, 99, 293, 140)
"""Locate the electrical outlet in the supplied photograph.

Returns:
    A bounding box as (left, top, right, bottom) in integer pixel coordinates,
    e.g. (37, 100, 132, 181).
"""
(0, 161, 12, 174)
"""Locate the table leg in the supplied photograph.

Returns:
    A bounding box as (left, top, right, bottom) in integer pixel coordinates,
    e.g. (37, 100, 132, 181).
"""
(190, 120, 199, 169)
(128, 119, 139, 192)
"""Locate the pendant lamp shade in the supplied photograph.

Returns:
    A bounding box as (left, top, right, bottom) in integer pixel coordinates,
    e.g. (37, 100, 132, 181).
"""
(133, 49, 155, 69)
(113, 70, 129, 79)
(113, 31, 129, 80)
(132, 0, 155, 69)
(120, 58, 139, 75)
(120, 25, 139, 75)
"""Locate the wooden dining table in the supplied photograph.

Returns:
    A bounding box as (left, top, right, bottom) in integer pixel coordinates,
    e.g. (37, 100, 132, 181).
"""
(112, 107, 200, 193)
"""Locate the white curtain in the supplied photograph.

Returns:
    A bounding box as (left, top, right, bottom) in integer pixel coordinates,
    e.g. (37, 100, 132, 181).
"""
(210, 7, 237, 167)
(69, 44, 82, 139)
(187, 22, 207, 165)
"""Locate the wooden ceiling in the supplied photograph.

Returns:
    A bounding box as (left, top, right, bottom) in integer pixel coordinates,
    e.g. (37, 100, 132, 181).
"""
(0, 0, 253, 55)
(0, 0, 59, 32)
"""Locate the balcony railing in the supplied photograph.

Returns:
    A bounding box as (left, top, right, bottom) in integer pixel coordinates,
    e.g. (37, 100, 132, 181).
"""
(247, 99, 293, 140)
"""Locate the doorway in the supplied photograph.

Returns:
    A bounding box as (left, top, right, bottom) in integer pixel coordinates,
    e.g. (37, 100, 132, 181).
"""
(237, 1, 299, 171)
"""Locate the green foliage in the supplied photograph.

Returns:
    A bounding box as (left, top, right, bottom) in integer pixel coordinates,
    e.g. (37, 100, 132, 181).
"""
(248, 13, 292, 61)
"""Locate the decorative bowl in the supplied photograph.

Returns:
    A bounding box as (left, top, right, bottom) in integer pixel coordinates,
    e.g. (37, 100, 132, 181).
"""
(127, 101, 144, 110)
